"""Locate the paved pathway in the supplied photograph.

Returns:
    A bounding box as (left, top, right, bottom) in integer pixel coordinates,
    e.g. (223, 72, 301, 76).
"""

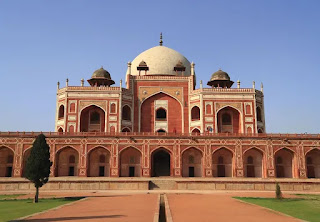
(167, 192, 300, 222)
(23, 194, 158, 222)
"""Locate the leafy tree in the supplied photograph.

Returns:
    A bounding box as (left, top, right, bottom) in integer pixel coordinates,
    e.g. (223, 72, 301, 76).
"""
(24, 134, 52, 203)
(275, 183, 283, 199)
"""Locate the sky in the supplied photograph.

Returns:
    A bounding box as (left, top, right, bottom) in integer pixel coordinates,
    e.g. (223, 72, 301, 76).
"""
(0, 0, 319, 133)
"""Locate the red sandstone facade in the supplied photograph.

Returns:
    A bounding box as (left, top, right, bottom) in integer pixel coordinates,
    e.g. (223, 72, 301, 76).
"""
(0, 40, 319, 180)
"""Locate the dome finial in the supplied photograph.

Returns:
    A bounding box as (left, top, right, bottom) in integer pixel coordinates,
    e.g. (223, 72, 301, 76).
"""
(159, 32, 163, 46)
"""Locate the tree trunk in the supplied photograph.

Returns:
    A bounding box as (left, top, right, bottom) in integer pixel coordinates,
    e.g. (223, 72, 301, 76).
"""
(34, 186, 39, 203)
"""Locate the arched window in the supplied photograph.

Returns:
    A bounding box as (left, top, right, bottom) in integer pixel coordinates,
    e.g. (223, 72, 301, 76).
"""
(110, 103, 116, 114)
(156, 108, 167, 120)
(122, 127, 131, 132)
(258, 128, 263, 133)
(58, 127, 63, 133)
(222, 113, 231, 125)
(247, 156, 253, 164)
(218, 156, 224, 164)
(69, 155, 75, 164)
(257, 107, 262, 122)
(70, 103, 76, 113)
(7, 155, 13, 164)
(276, 156, 283, 164)
(122, 105, 131, 121)
(191, 106, 200, 121)
(99, 154, 106, 163)
(157, 129, 166, 133)
(90, 111, 100, 124)
(58, 105, 64, 119)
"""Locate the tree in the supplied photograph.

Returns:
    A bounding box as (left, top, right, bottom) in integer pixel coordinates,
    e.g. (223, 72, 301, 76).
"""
(275, 183, 283, 199)
(24, 134, 52, 203)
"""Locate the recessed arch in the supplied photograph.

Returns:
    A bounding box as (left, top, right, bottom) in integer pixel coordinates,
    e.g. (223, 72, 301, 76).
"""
(212, 146, 235, 155)
(119, 146, 143, 156)
(55, 146, 79, 176)
(140, 92, 183, 133)
(181, 146, 204, 156)
(274, 148, 295, 178)
(191, 106, 200, 121)
(243, 147, 264, 178)
(305, 148, 320, 178)
(22, 148, 32, 177)
(151, 147, 172, 177)
(119, 146, 142, 177)
(212, 147, 233, 177)
(216, 106, 241, 133)
(0, 146, 14, 177)
(58, 105, 65, 119)
(88, 146, 111, 177)
(181, 147, 203, 177)
(80, 105, 105, 132)
(191, 128, 201, 134)
(122, 105, 131, 121)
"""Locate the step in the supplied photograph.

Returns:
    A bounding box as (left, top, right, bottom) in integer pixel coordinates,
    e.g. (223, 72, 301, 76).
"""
(149, 179, 176, 190)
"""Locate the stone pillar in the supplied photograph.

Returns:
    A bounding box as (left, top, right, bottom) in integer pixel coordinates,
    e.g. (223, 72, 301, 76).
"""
(297, 142, 307, 178)
(78, 139, 87, 177)
(173, 143, 181, 177)
(266, 140, 275, 178)
(142, 142, 150, 177)
(110, 140, 119, 177)
(14, 139, 23, 177)
(204, 143, 212, 177)
(235, 140, 244, 177)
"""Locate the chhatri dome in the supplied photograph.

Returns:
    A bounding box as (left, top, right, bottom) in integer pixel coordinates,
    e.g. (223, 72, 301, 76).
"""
(130, 33, 191, 76)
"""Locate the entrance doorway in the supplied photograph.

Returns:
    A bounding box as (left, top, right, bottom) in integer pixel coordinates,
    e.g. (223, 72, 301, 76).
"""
(129, 166, 135, 177)
(99, 166, 105, 177)
(152, 149, 170, 177)
(189, 167, 195, 177)
(68, 167, 74, 176)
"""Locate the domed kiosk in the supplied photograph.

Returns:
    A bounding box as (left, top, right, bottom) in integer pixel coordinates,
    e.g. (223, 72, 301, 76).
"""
(207, 69, 234, 88)
(87, 66, 115, 87)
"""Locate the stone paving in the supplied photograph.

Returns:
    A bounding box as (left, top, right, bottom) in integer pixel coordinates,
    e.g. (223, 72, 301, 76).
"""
(6, 191, 309, 221)
(22, 193, 158, 222)
(167, 192, 300, 222)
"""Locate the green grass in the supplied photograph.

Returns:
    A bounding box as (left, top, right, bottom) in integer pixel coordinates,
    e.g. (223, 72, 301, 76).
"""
(0, 194, 25, 200)
(234, 194, 320, 222)
(0, 197, 82, 222)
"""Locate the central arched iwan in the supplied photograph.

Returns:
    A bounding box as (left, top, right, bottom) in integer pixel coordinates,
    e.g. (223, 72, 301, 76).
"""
(141, 93, 182, 133)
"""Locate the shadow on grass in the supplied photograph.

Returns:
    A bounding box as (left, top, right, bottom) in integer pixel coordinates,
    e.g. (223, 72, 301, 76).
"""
(233, 197, 305, 202)
(21, 215, 125, 221)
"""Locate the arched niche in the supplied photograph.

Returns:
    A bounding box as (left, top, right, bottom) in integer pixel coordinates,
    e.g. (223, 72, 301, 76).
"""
(80, 105, 105, 132)
(243, 148, 263, 178)
(212, 148, 233, 177)
(119, 147, 141, 177)
(88, 147, 110, 177)
(306, 149, 320, 178)
(151, 148, 171, 177)
(122, 105, 131, 121)
(56, 147, 79, 176)
(182, 148, 203, 177)
(191, 106, 200, 121)
(217, 106, 241, 133)
(0, 147, 14, 177)
(275, 148, 294, 178)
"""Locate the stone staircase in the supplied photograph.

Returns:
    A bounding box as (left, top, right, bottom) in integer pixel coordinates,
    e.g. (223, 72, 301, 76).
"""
(149, 179, 176, 190)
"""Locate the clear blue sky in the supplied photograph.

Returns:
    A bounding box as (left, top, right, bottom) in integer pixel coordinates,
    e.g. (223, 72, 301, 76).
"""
(0, 0, 319, 133)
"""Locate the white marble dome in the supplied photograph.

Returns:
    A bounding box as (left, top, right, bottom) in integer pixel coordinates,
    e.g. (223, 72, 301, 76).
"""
(130, 46, 191, 76)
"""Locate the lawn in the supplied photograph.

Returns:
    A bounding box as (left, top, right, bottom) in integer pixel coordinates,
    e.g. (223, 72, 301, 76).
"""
(0, 197, 82, 222)
(0, 194, 25, 200)
(234, 194, 320, 222)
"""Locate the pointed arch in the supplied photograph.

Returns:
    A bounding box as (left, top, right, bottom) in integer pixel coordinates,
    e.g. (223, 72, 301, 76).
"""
(305, 148, 320, 178)
(80, 105, 105, 132)
(119, 146, 142, 177)
(243, 147, 264, 178)
(216, 106, 241, 133)
(151, 147, 172, 177)
(88, 146, 111, 177)
(0, 146, 14, 177)
(212, 147, 234, 177)
(181, 147, 203, 177)
(55, 146, 79, 176)
(274, 147, 295, 178)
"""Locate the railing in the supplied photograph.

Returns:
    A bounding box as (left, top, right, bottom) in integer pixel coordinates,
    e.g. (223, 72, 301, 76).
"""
(0, 131, 319, 139)
(193, 88, 257, 93)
